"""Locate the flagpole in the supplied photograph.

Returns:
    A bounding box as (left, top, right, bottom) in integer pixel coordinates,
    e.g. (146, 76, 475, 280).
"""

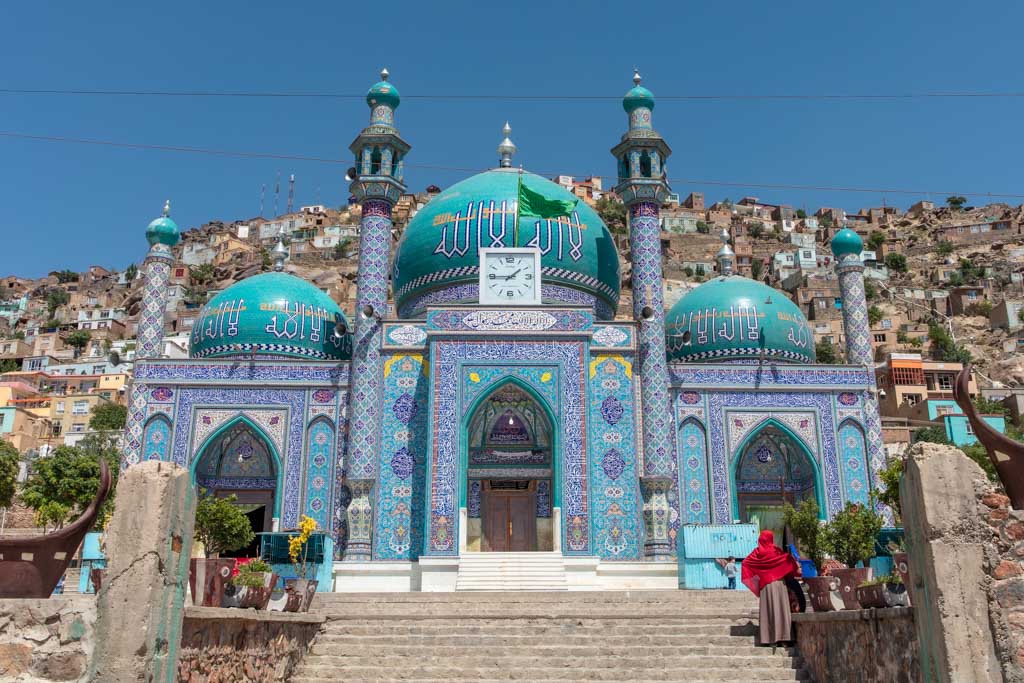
(515, 166, 523, 247)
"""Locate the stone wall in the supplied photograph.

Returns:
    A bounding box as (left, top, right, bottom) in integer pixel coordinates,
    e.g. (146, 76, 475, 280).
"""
(177, 607, 324, 682)
(0, 596, 95, 682)
(979, 490, 1024, 681)
(793, 607, 921, 683)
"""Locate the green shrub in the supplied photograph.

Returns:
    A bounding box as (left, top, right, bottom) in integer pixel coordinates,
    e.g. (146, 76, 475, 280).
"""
(821, 500, 883, 568)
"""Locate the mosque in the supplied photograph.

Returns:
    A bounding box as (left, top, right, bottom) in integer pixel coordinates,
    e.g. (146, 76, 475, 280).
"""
(122, 69, 884, 591)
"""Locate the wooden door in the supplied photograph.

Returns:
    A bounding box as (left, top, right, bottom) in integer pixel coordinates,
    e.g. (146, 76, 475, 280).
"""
(482, 483, 536, 552)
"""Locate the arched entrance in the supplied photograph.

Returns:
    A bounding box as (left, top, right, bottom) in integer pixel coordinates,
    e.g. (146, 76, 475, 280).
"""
(731, 421, 824, 547)
(193, 418, 281, 557)
(463, 382, 556, 552)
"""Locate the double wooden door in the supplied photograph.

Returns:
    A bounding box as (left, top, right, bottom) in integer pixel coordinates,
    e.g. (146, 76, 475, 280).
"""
(482, 482, 537, 552)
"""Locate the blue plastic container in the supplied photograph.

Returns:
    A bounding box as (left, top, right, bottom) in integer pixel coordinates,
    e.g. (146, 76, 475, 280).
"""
(78, 532, 105, 594)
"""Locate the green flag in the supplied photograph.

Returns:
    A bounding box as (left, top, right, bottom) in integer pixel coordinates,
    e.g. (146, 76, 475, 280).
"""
(517, 176, 578, 219)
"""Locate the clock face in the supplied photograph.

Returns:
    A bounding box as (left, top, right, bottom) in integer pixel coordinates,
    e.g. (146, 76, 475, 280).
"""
(484, 253, 538, 303)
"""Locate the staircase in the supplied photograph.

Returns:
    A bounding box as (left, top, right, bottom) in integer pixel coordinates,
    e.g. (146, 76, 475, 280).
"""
(291, 591, 810, 682)
(455, 551, 568, 591)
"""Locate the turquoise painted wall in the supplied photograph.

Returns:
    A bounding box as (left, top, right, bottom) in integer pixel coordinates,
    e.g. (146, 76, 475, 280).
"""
(943, 414, 1006, 447)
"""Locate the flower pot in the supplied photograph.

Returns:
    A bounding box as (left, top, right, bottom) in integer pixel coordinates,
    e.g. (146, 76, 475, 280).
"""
(221, 583, 243, 608)
(235, 572, 277, 610)
(831, 568, 872, 610)
(892, 552, 911, 600)
(804, 576, 839, 612)
(856, 583, 888, 609)
(884, 581, 910, 608)
(268, 588, 304, 612)
(286, 578, 319, 613)
(189, 558, 235, 607)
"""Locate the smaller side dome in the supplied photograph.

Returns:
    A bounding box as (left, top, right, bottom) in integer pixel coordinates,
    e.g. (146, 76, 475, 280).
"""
(831, 228, 864, 259)
(367, 68, 400, 110)
(665, 276, 815, 364)
(623, 69, 655, 113)
(189, 272, 352, 361)
(146, 200, 180, 247)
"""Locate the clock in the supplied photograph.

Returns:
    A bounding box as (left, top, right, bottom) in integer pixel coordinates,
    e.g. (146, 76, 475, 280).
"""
(478, 248, 542, 306)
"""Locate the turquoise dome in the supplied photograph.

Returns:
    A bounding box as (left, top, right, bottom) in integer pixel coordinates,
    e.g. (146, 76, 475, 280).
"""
(665, 276, 815, 363)
(367, 79, 400, 110)
(146, 216, 180, 247)
(392, 169, 621, 318)
(189, 273, 352, 361)
(623, 85, 655, 113)
(831, 228, 864, 259)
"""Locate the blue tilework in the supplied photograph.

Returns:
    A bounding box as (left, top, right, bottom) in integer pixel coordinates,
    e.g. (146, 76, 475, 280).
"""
(142, 415, 171, 462)
(678, 418, 710, 524)
(304, 418, 335, 529)
(837, 419, 870, 507)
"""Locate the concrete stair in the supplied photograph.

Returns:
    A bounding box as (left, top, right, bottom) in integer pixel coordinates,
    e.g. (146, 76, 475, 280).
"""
(455, 551, 569, 591)
(291, 591, 810, 682)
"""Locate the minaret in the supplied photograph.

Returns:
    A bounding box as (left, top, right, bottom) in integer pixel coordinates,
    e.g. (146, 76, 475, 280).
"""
(138, 200, 180, 359)
(343, 68, 410, 561)
(831, 228, 887, 509)
(497, 122, 516, 168)
(611, 70, 676, 559)
(716, 227, 735, 276)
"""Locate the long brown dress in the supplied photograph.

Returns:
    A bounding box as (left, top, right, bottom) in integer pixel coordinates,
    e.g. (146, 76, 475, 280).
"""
(759, 579, 793, 645)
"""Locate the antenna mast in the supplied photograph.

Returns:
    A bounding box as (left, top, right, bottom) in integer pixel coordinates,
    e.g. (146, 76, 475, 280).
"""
(288, 174, 295, 214)
(259, 183, 266, 217)
(274, 171, 281, 216)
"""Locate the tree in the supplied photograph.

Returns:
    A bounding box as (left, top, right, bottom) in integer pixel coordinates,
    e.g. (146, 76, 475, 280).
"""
(928, 323, 971, 364)
(12, 331, 24, 340)
(682, 266, 694, 278)
(868, 305, 884, 327)
(914, 425, 951, 445)
(867, 231, 886, 251)
(750, 260, 764, 281)
(0, 441, 18, 509)
(721, 198, 733, 209)
(55, 270, 79, 284)
(595, 197, 627, 234)
(864, 281, 878, 301)
(961, 443, 999, 482)
(46, 289, 70, 317)
(815, 339, 838, 364)
(820, 500, 884, 569)
(695, 220, 710, 235)
(885, 253, 908, 273)
(946, 196, 967, 210)
(967, 301, 993, 317)
(189, 263, 216, 285)
(0, 359, 18, 374)
(333, 238, 353, 260)
(937, 241, 954, 257)
(783, 500, 825, 570)
(974, 396, 1008, 417)
(820, 215, 834, 229)
(20, 434, 120, 531)
(89, 402, 127, 431)
(747, 223, 764, 239)
(877, 457, 904, 520)
(65, 330, 91, 356)
(124, 263, 138, 283)
(194, 491, 255, 557)
(260, 248, 271, 271)
(796, 209, 807, 219)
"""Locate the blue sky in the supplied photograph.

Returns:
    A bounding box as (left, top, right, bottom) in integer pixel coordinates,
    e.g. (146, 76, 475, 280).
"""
(2, 0, 1022, 277)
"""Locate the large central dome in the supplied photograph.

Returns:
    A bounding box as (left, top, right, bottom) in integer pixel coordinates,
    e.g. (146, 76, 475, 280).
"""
(392, 169, 621, 319)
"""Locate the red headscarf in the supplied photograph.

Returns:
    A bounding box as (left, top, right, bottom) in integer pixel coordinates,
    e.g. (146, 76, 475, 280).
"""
(741, 530, 800, 597)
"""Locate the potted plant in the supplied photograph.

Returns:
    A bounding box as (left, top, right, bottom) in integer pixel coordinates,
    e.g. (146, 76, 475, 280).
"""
(227, 559, 276, 610)
(189, 491, 255, 607)
(287, 515, 319, 612)
(887, 539, 911, 603)
(784, 500, 838, 612)
(821, 500, 884, 610)
(856, 575, 888, 609)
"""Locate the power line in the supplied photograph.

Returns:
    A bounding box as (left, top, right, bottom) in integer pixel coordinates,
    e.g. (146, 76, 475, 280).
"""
(3, 130, 1024, 200)
(2, 88, 1024, 102)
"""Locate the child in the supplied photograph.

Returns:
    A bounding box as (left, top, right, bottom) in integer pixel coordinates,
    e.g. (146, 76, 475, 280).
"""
(724, 556, 738, 590)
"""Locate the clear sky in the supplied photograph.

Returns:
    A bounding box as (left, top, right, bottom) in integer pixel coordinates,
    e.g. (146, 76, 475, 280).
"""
(2, 0, 1022, 277)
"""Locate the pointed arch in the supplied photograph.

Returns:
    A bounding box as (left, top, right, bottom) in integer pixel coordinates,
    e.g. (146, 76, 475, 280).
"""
(191, 413, 284, 518)
(677, 417, 710, 524)
(459, 375, 560, 509)
(729, 417, 826, 522)
(141, 414, 172, 462)
(837, 418, 870, 507)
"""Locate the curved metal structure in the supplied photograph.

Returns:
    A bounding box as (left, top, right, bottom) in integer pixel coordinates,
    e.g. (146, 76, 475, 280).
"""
(954, 365, 1024, 508)
(0, 459, 112, 598)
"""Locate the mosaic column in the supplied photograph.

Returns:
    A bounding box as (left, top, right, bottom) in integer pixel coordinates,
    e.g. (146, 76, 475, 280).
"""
(833, 231, 887, 513)
(341, 68, 410, 561)
(612, 69, 676, 559)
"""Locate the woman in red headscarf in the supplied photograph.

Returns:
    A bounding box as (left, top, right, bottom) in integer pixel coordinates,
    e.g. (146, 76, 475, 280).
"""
(741, 530, 800, 646)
